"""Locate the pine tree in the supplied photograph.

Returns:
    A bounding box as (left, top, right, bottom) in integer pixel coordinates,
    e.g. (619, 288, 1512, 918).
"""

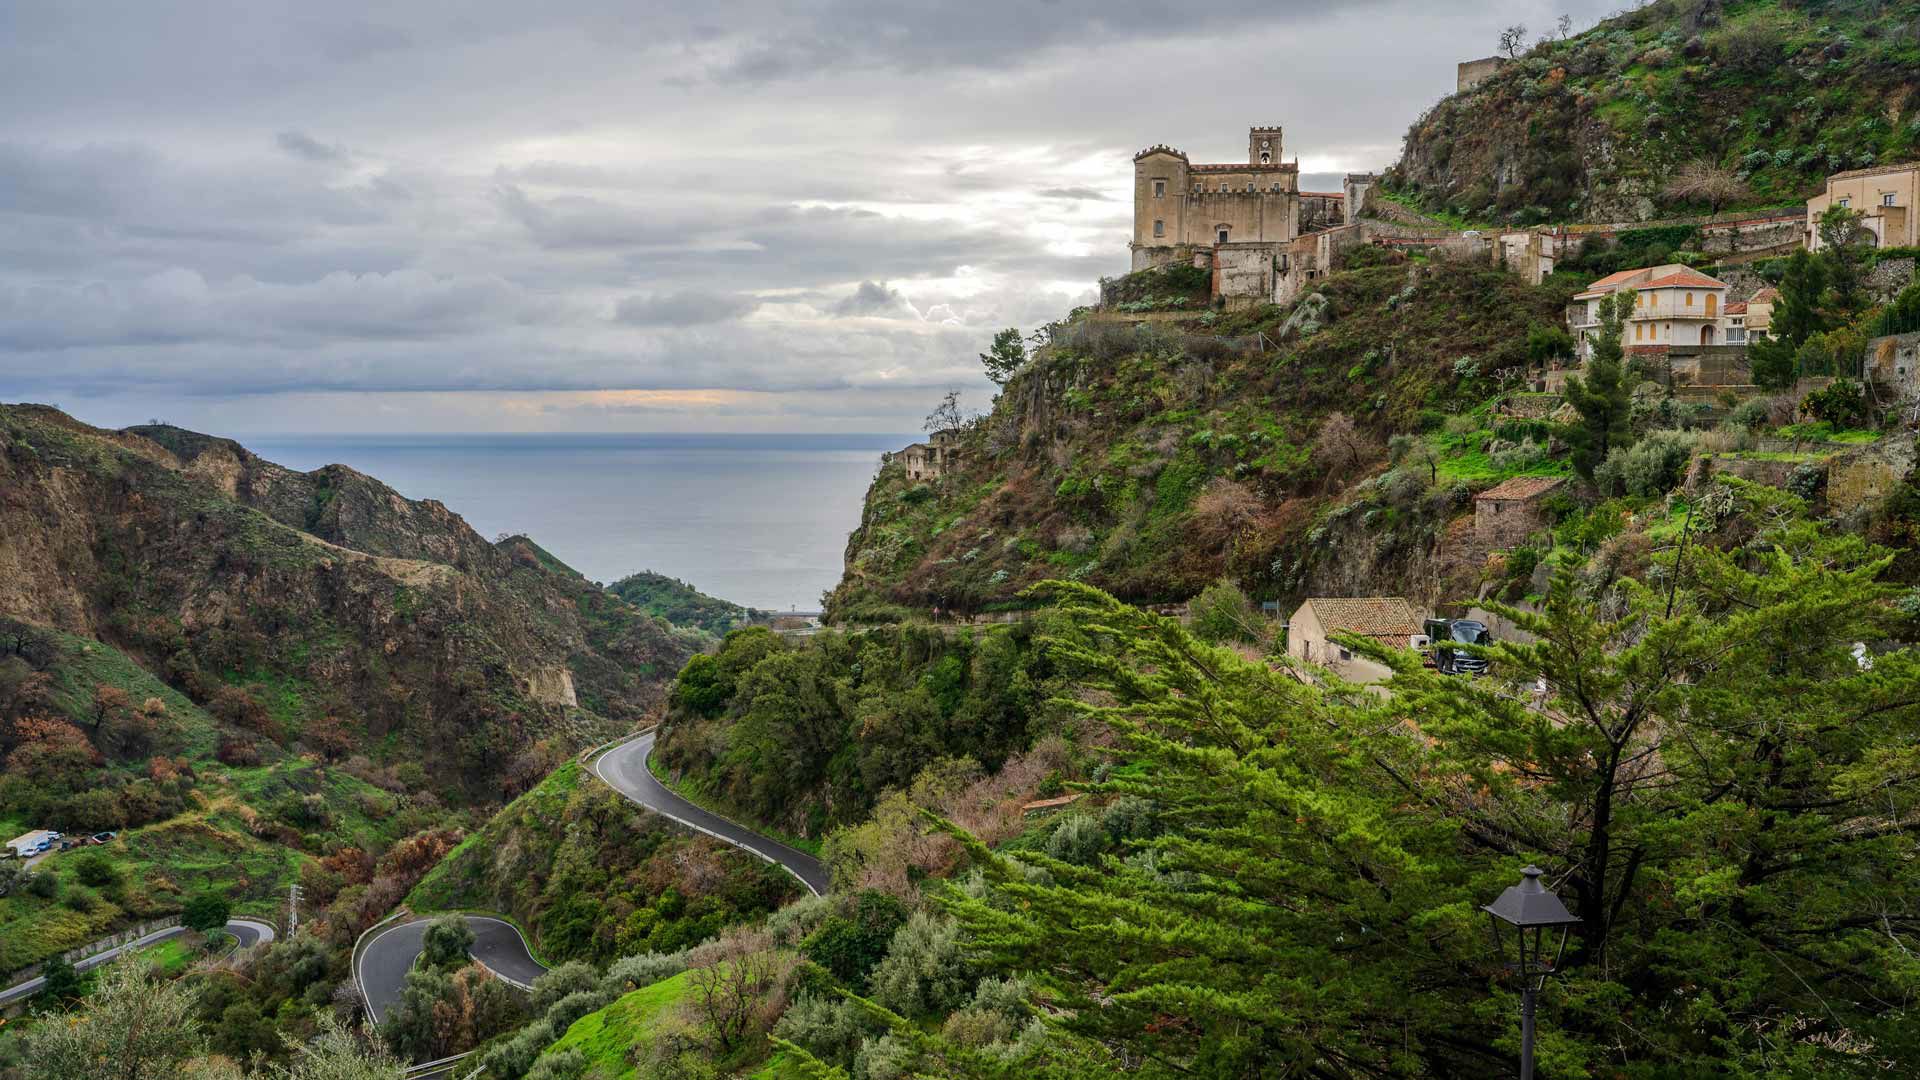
(1563, 289, 1634, 478)
(1771, 249, 1830, 349)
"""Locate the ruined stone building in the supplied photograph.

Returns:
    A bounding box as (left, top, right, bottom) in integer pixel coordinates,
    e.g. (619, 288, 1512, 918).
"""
(892, 429, 962, 482)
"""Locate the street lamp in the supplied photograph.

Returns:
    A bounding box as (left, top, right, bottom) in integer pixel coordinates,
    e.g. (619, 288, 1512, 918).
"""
(1483, 866, 1581, 1080)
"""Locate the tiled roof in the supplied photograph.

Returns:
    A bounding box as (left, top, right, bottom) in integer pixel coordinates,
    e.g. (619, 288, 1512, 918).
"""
(1636, 270, 1727, 290)
(1301, 597, 1422, 638)
(1477, 475, 1566, 502)
(1573, 263, 1713, 299)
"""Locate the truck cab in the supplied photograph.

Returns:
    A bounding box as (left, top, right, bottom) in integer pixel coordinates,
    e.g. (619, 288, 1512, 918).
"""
(1424, 618, 1491, 675)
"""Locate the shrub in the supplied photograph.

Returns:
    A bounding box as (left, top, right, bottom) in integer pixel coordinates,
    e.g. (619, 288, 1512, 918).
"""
(772, 993, 880, 1070)
(1727, 399, 1771, 431)
(1044, 813, 1106, 865)
(525, 1047, 588, 1080)
(543, 988, 613, 1034)
(1803, 379, 1869, 429)
(73, 852, 120, 888)
(1188, 580, 1260, 645)
(529, 961, 601, 1016)
(182, 890, 231, 933)
(801, 890, 908, 993)
(603, 948, 689, 994)
(1101, 796, 1159, 843)
(870, 912, 974, 1017)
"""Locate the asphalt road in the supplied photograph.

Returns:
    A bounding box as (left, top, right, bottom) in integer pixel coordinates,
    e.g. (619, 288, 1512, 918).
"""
(593, 730, 829, 897)
(356, 915, 548, 1028)
(0, 917, 277, 1007)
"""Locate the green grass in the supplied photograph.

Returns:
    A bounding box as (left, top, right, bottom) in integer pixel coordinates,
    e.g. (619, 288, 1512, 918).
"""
(407, 762, 584, 912)
(134, 936, 195, 978)
(537, 969, 699, 1080)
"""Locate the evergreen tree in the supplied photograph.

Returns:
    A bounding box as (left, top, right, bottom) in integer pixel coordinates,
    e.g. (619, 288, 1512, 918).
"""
(1771, 249, 1830, 349)
(1817, 205, 1871, 315)
(978, 328, 1027, 386)
(181, 890, 230, 934)
(1563, 289, 1634, 478)
(918, 490, 1920, 1077)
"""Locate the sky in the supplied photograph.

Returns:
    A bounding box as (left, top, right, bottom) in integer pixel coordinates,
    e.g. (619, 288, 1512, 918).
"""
(0, 1, 1619, 435)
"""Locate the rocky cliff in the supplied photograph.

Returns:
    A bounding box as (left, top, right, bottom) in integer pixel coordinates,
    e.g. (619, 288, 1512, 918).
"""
(1389, 0, 1920, 224)
(0, 404, 701, 798)
(827, 251, 1577, 620)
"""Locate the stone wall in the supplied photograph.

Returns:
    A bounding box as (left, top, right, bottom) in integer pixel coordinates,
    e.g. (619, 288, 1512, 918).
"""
(1215, 244, 1279, 308)
(1475, 497, 1547, 549)
(1456, 56, 1507, 92)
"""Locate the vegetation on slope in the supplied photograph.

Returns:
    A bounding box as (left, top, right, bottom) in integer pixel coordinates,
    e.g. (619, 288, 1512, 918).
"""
(0, 404, 702, 807)
(607, 571, 763, 638)
(827, 251, 1577, 618)
(1389, 0, 1920, 223)
(407, 761, 797, 966)
(654, 624, 1052, 840)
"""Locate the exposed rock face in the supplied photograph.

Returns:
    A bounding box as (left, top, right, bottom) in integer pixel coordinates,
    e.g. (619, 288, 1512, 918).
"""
(0, 404, 697, 798)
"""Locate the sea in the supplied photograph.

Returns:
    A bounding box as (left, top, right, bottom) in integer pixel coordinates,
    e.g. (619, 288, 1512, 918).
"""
(244, 433, 912, 613)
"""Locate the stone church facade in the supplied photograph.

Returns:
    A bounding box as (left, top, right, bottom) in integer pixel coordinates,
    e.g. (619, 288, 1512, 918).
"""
(1129, 127, 1362, 307)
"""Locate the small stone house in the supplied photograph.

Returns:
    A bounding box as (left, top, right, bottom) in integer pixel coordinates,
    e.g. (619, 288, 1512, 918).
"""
(1286, 597, 1423, 667)
(895, 430, 962, 482)
(1474, 475, 1565, 549)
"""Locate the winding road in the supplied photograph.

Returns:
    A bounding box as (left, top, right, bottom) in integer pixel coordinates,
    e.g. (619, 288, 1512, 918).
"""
(354, 728, 828, 1039)
(0, 917, 276, 1008)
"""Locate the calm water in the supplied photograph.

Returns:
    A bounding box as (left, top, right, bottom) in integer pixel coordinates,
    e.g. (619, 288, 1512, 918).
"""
(244, 434, 909, 612)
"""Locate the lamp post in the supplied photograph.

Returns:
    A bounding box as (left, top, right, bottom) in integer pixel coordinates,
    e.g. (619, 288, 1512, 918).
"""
(1482, 866, 1581, 1080)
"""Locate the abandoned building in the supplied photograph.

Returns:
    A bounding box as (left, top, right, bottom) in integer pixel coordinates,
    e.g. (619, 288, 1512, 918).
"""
(892, 430, 962, 482)
(1286, 596, 1424, 668)
(1474, 476, 1565, 549)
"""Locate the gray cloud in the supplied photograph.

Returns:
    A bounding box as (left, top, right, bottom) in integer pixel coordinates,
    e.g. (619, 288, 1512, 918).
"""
(832, 280, 914, 319)
(614, 289, 762, 326)
(0, 0, 1622, 432)
(276, 130, 348, 162)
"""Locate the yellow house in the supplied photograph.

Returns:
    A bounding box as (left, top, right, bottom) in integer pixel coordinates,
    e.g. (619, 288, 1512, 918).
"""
(1571, 264, 1730, 357)
(1807, 163, 1919, 250)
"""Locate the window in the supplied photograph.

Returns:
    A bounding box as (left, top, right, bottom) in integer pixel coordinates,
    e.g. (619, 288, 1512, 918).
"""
(1153, 219, 1165, 238)
(1152, 179, 1165, 198)
(1886, 193, 1899, 206)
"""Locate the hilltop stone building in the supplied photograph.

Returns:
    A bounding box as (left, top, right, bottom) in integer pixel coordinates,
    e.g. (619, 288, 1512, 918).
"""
(893, 430, 962, 482)
(1808, 163, 1918, 250)
(1130, 127, 1376, 308)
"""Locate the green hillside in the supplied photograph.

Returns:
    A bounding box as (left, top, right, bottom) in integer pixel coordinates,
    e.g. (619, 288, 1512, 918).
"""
(1390, 0, 1920, 223)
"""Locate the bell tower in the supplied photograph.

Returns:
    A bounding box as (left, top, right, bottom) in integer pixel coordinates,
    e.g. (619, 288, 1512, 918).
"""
(1249, 126, 1283, 166)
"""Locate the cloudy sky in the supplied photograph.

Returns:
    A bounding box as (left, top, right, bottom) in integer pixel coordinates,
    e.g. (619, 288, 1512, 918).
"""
(0, 1, 1616, 435)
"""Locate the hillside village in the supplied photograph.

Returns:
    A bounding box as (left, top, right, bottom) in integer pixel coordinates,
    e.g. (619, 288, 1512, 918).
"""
(861, 98, 1920, 675)
(9, 3, 1920, 1080)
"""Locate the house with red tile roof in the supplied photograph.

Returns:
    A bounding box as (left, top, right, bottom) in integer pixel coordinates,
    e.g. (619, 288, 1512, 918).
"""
(1569, 264, 1731, 359)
